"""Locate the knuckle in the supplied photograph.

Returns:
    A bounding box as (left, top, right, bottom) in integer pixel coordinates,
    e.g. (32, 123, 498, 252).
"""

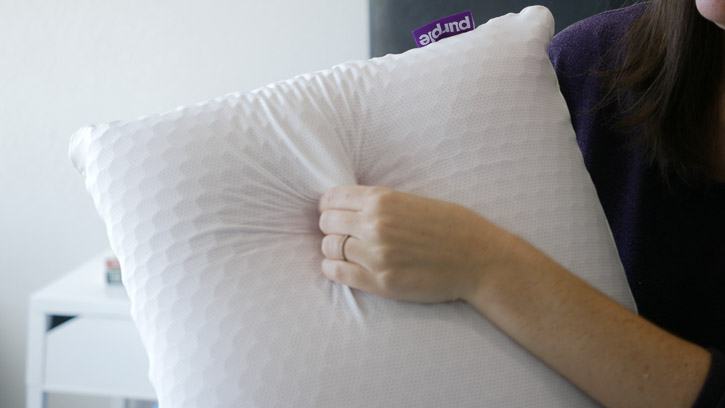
(368, 216, 394, 238)
(319, 211, 328, 231)
(329, 236, 340, 257)
(372, 245, 397, 265)
(321, 235, 333, 256)
(367, 187, 392, 209)
(366, 219, 381, 239)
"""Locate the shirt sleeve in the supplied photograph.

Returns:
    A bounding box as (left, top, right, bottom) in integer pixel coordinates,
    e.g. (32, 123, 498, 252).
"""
(693, 349, 725, 408)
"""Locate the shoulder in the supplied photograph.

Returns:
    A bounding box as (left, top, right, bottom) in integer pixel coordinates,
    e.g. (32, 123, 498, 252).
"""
(545, 4, 649, 166)
(546, 3, 648, 135)
(548, 3, 648, 76)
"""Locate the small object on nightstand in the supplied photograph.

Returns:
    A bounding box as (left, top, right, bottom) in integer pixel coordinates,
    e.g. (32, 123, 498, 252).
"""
(106, 257, 122, 285)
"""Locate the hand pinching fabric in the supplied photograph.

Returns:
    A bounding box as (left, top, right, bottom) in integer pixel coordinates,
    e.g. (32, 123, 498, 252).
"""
(318, 185, 526, 304)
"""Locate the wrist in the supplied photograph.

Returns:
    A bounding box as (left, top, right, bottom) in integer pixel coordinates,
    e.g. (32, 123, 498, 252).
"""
(460, 231, 552, 312)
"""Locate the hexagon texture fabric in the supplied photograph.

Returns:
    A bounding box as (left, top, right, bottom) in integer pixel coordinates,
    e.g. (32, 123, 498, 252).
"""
(70, 6, 635, 408)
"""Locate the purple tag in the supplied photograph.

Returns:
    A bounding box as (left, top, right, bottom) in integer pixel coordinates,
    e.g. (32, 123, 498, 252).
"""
(412, 11, 476, 48)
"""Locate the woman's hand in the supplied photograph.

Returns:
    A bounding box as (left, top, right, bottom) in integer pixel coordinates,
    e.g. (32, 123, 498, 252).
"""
(317, 185, 522, 304)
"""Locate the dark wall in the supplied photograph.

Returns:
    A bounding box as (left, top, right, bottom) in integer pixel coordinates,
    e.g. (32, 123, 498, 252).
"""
(370, 0, 629, 57)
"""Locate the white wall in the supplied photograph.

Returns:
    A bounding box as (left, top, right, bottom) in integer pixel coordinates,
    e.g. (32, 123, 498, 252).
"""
(0, 0, 368, 406)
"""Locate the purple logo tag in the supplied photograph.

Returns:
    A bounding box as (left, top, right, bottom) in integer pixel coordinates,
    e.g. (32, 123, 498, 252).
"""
(412, 11, 475, 48)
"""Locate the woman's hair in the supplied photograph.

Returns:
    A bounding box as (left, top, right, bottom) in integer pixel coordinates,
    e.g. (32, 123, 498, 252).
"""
(604, 0, 723, 187)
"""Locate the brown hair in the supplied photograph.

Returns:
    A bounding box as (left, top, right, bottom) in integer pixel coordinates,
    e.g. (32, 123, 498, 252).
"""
(603, 0, 723, 187)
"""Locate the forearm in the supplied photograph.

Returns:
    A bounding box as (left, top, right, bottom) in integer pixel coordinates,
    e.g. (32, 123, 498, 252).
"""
(463, 236, 711, 408)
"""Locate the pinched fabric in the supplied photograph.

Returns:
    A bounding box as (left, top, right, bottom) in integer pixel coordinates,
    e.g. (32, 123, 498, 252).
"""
(70, 6, 635, 407)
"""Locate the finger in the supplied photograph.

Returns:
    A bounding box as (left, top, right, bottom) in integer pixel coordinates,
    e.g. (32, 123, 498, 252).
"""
(321, 234, 361, 262)
(319, 185, 384, 213)
(318, 209, 363, 236)
(321, 259, 378, 295)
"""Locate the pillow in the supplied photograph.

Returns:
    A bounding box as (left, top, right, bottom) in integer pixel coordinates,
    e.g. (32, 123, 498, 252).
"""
(70, 6, 635, 407)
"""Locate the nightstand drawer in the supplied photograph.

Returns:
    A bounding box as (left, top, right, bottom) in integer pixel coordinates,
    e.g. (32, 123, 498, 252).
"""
(44, 315, 155, 399)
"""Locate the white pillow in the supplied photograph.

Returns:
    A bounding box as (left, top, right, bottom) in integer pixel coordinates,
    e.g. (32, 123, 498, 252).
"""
(70, 6, 635, 407)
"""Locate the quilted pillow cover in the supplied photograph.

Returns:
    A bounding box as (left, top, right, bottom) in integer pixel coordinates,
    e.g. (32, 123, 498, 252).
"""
(70, 6, 635, 407)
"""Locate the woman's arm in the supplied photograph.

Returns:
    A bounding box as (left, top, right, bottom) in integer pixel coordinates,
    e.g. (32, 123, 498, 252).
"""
(461, 235, 711, 408)
(318, 185, 712, 408)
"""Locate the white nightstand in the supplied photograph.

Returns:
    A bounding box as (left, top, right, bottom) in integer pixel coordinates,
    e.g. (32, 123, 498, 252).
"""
(26, 251, 156, 408)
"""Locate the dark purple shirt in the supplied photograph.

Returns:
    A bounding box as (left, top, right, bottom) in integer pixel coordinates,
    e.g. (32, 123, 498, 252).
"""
(548, 4, 725, 406)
